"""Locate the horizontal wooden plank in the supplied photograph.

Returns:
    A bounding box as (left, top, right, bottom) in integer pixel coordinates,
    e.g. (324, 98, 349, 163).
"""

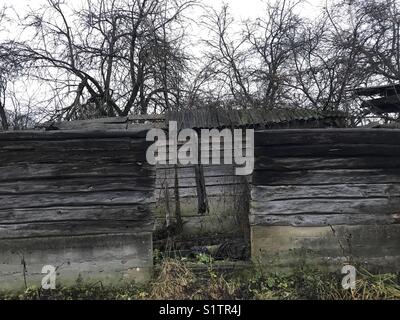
(0, 190, 154, 209)
(0, 163, 154, 182)
(250, 213, 400, 226)
(255, 144, 400, 157)
(0, 129, 149, 141)
(0, 177, 246, 196)
(0, 149, 148, 165)
(251, 197, 400, 215)
(0, 220, 154, 239)
(52, 123, 159, 131)
(0, 137, 148, 151)
(155, 139, 252, 150)
(255, 128, 400, 146)
(255, 156, 400, 171)
(51, 118, 131, 131)
(252, 169, 400, 185)
(0, 205, 152, 224)
(0, 177, 154, 194)
(251, 184, 400, 201)
(128, 114, 165, 121)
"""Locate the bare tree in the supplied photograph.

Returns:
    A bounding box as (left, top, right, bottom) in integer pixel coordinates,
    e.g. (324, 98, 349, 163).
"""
(245, 0, 302, 108)
(202, 5, 255, 109)
(287, 4, 365, 112)
(8, 0, 193, 120)
(0, 6, 28, 130)
(200, 1, 307, 109)
(0, 7, 10, 130)
(348, 0, 400, 83)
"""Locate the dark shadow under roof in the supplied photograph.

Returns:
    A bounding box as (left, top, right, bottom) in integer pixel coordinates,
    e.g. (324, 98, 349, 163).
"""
(354, 83, 400, 97)
(361, 95, 400, 113)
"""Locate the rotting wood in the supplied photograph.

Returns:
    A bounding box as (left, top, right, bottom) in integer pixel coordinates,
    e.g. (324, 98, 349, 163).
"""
(0, 129, 155, 289)
(251, 129, 400, 272)
(250, 213, 400, 226)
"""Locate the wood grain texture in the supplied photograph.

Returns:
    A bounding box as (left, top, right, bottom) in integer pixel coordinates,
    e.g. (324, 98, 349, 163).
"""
(0, 129, 149, 140)
(251, 129, 400, 271)
(254, 128, 400, 146)
(0, 130, 155, 290)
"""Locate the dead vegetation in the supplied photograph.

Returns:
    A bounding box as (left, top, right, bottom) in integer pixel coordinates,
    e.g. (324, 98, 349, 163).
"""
(149, 259, 196, 299)
(1, 258, 399, 300)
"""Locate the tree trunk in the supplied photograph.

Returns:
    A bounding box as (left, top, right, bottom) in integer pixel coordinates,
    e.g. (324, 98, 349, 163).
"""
(0, 101, 8, 131)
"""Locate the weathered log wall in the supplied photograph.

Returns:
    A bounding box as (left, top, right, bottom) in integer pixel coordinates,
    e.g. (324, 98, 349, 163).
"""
(0, 130, 155, 291)
(251, 129, 400, 272)
(42, 113, 344, 242)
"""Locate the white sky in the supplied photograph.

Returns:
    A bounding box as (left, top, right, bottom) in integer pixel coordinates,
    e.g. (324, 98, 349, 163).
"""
(0, 0, 328, 43)
(0, 0, 327, 21)
(201, 0, 326, 19)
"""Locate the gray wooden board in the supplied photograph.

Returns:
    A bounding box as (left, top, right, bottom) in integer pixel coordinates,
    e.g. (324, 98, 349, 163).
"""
(254, 128, 400, 146)
(255, 156, 400, 170)
(0, 129, 149, 140)
(0, 220, 154, 239)
(0, 163, 154, 182)
(250, 213, 400, 226)
(252, 169, 400, 185)
(0, 177, 154, 193)
(0, 205, 152, 223)
(251, 184, 400, 200)
(0, 190, 154, 209)
(255, 144, 400, 157)
(0, 149, 149, 164)
(251, 197, 400, 215)
(0, 137, 148, 151)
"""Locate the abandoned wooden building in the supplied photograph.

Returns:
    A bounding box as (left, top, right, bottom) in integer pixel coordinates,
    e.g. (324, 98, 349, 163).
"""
(1, 105, 400, 291)
(44, 107, 347, 241)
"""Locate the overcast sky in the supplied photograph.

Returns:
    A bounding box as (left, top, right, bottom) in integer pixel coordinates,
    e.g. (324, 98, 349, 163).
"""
(0, 0, 328, 44)
(1, 0, 326, 22)
(201, 0, 326, 19)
